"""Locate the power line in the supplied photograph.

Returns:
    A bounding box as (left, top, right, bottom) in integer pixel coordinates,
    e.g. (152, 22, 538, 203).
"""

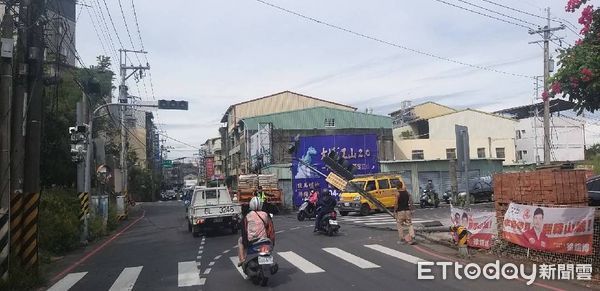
(455, 0, 539, 27)
(254, 0, 534, 79)
(479, 0, 545, 20)
(430, 0, 533, 29)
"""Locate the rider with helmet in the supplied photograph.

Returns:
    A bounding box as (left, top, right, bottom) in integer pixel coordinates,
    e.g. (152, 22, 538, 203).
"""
(314, 189, 337, 232)
(238, 197, 275, 266)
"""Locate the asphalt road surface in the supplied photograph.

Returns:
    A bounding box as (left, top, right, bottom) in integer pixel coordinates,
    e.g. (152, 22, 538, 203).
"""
(46, 201, 589, 291)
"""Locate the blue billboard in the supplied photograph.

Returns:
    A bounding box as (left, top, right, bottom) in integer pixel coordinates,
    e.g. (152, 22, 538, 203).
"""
(292, 134, 380, 207)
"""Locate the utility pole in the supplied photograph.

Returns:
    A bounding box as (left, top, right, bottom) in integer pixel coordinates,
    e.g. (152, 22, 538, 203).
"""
(10, 0, 29, 265)
(118, 49, 149, 212)
(529, 8, 565, 165)
(22, 0, 45, 270)
(0, 7, 14, 281)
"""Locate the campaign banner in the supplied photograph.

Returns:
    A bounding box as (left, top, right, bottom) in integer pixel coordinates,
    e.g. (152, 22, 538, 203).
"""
(205, 157, 214, 180)
(451, 206, 496, 249)
(292, 134, 379, 207)
(502, 203, 595, 255)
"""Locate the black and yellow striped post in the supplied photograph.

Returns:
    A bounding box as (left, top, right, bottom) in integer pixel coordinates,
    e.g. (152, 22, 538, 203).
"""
(21, 192, 39, 269)
(0, 210, 9, 281)
(9, 192, 23, 262)
(78, 192, 90, 221)
(450, 225, 469, 258)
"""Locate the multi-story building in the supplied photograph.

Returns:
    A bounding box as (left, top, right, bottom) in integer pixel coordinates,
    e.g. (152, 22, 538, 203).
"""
(495, 100, 585, 164)
(390, 102, 518, 164)
(220, 91, 356, 180)
(200, 137, 224, 183)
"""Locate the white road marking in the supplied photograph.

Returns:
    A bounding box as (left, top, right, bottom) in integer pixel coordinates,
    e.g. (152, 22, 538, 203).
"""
(275, 230, 285, 234)
(364, 244, 425, 265)
(47, 272, 88, 291)
(209, 261, 215, 266)
(199, 245, 204, 249)
(340, 215, 392, 221)
(197, 256, 202, 260)
(290, 226, 301, 230)
(278, 251, 325, 274)
(223, 249, 231, 254)
(214, 255, 222, 260)
(229, 257, 248, 279)
(109, 266, 143, 291)
(322, 248, 380, 269)
(178, 261, 205, 287)
(203, 268, 212, 275)
(364, 219, 436, 225)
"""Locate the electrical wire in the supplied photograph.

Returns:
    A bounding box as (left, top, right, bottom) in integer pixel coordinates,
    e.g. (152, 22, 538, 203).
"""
(430, 0, 533, 29)
(254, 0, 534, 79)
(455, 0, 539, 27)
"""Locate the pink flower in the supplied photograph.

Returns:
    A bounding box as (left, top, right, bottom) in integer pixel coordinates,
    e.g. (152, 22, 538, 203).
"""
(550, 82, 562, 94)
(570, 77, 580, 88)
(578, 5, 594, 35)
(581, 67, 593, 81)
(575, 39, 583, 45)
(542, 91, 550, 101)
(566, 0, 582, 12)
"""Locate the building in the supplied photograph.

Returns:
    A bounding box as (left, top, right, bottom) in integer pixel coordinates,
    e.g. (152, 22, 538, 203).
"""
(381, 159, 503, 201)
(390, 102, 518, 165)
(494, 100, 585, 164)
(220, 91, 356, 179)
(199, 137, 224, 183)
(239, 106, 394, 208)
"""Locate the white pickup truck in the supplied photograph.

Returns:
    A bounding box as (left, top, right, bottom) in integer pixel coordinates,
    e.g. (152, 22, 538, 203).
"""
(187, 186, 242, 237)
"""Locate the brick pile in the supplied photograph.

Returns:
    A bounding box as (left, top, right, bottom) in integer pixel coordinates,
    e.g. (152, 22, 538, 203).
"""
(492, 169, 598, 276)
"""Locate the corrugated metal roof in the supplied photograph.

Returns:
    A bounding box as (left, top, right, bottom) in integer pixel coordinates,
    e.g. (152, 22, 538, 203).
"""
(241, 107, 392, 130)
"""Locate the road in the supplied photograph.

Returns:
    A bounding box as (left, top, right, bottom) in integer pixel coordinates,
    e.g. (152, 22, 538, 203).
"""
(46, 201, 587, 291)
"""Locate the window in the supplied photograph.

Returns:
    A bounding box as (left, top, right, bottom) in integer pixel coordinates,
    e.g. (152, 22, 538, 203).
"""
(203, 190, 218, 199)
(377, 179, 390, 190)
(496, 147, 506, 159)
(365, 180, 376, 191)
(446, 148, 456, 159)
(477, 148, 486, 158)
(516, 130, 521, 139)
(517, 150, 529, 161)
(390, 178, 403, 189)
(324, 118, 335, 127)
(412, 150, 424, 160)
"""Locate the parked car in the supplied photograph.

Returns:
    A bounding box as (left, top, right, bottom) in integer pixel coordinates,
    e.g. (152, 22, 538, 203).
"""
(586, 175, 600, 206)
(443, 178, 494, 204)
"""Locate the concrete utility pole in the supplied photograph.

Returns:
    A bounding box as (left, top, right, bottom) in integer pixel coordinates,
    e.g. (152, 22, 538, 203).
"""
(0, 7, 14, 281)
(22, 0, 45, 270)
(529, 8, 565, 165)
(118, 49, 149, 203)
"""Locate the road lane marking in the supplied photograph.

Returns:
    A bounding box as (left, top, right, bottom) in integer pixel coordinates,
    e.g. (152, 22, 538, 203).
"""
(278, 251, 325, 273)
(223, 249, 231, 254)
(229, 257, 248, 279)
(275, 230, 285, 234)
(178, 261, 205, 287)
(203, 268, 212, 275)
(209, 261, 215, 266)
(322, 248, 380, 269)
(214, 255, 222, 260)
(340, 216, 392, 221)
(364, 244, 424, 264)
(109, 266, 143, 291)
(47, 272, 87, 291)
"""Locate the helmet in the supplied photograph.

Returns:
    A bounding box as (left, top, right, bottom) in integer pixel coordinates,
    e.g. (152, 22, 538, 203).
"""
(321, 189, 331, 196)
(249, 196, 263, 211)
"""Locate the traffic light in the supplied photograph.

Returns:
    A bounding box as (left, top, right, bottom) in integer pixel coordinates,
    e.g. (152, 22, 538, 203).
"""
(158, 99, 188, 110)
(323, 150, 356, 181)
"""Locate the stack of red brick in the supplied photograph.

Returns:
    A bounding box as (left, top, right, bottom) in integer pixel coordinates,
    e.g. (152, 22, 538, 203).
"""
(494, 169, 589, 219)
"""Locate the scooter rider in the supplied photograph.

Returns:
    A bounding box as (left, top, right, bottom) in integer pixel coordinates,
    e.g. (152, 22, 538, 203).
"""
(238, 197, 275, 267)
(308, 187, 318, 213)
(314, 189, 337, 232)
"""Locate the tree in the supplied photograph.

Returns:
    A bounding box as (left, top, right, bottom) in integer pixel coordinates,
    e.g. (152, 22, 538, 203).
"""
(549, 1, 599, 113)
(40, 56, 115, 187)
(585, 143, 600, 158)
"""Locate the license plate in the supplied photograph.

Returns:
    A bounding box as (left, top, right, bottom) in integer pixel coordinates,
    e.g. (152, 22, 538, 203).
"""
(213, 218, 223, 223)
(329, 220, 338, 225)
(258, 256, 273, 265)
(344, 203, 350, 207)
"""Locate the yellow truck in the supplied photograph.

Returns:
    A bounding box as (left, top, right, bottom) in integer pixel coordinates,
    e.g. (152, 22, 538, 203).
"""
(338, 174, 406, 216)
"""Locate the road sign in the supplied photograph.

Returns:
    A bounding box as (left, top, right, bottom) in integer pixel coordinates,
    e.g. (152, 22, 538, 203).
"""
(163, 160, 173, 168)
(326, 172, 348, 191)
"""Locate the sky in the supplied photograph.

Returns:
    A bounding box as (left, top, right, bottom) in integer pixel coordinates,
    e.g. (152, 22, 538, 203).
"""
(75, 0, 590, 159)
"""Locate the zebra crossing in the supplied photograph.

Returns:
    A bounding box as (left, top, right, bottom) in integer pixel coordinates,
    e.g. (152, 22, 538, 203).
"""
(338, 213, 437, 227)
(228, 244, 425, 278)
(48, 261, 206, 291)
(49, 244, 427, 290)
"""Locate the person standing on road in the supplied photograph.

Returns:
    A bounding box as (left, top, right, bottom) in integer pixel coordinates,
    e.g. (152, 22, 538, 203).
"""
(394, 184, 415, 244)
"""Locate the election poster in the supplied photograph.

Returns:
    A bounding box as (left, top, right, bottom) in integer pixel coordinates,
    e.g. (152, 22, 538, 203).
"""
(451, 206, 496, 249)
(502, 203, 595, 255)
